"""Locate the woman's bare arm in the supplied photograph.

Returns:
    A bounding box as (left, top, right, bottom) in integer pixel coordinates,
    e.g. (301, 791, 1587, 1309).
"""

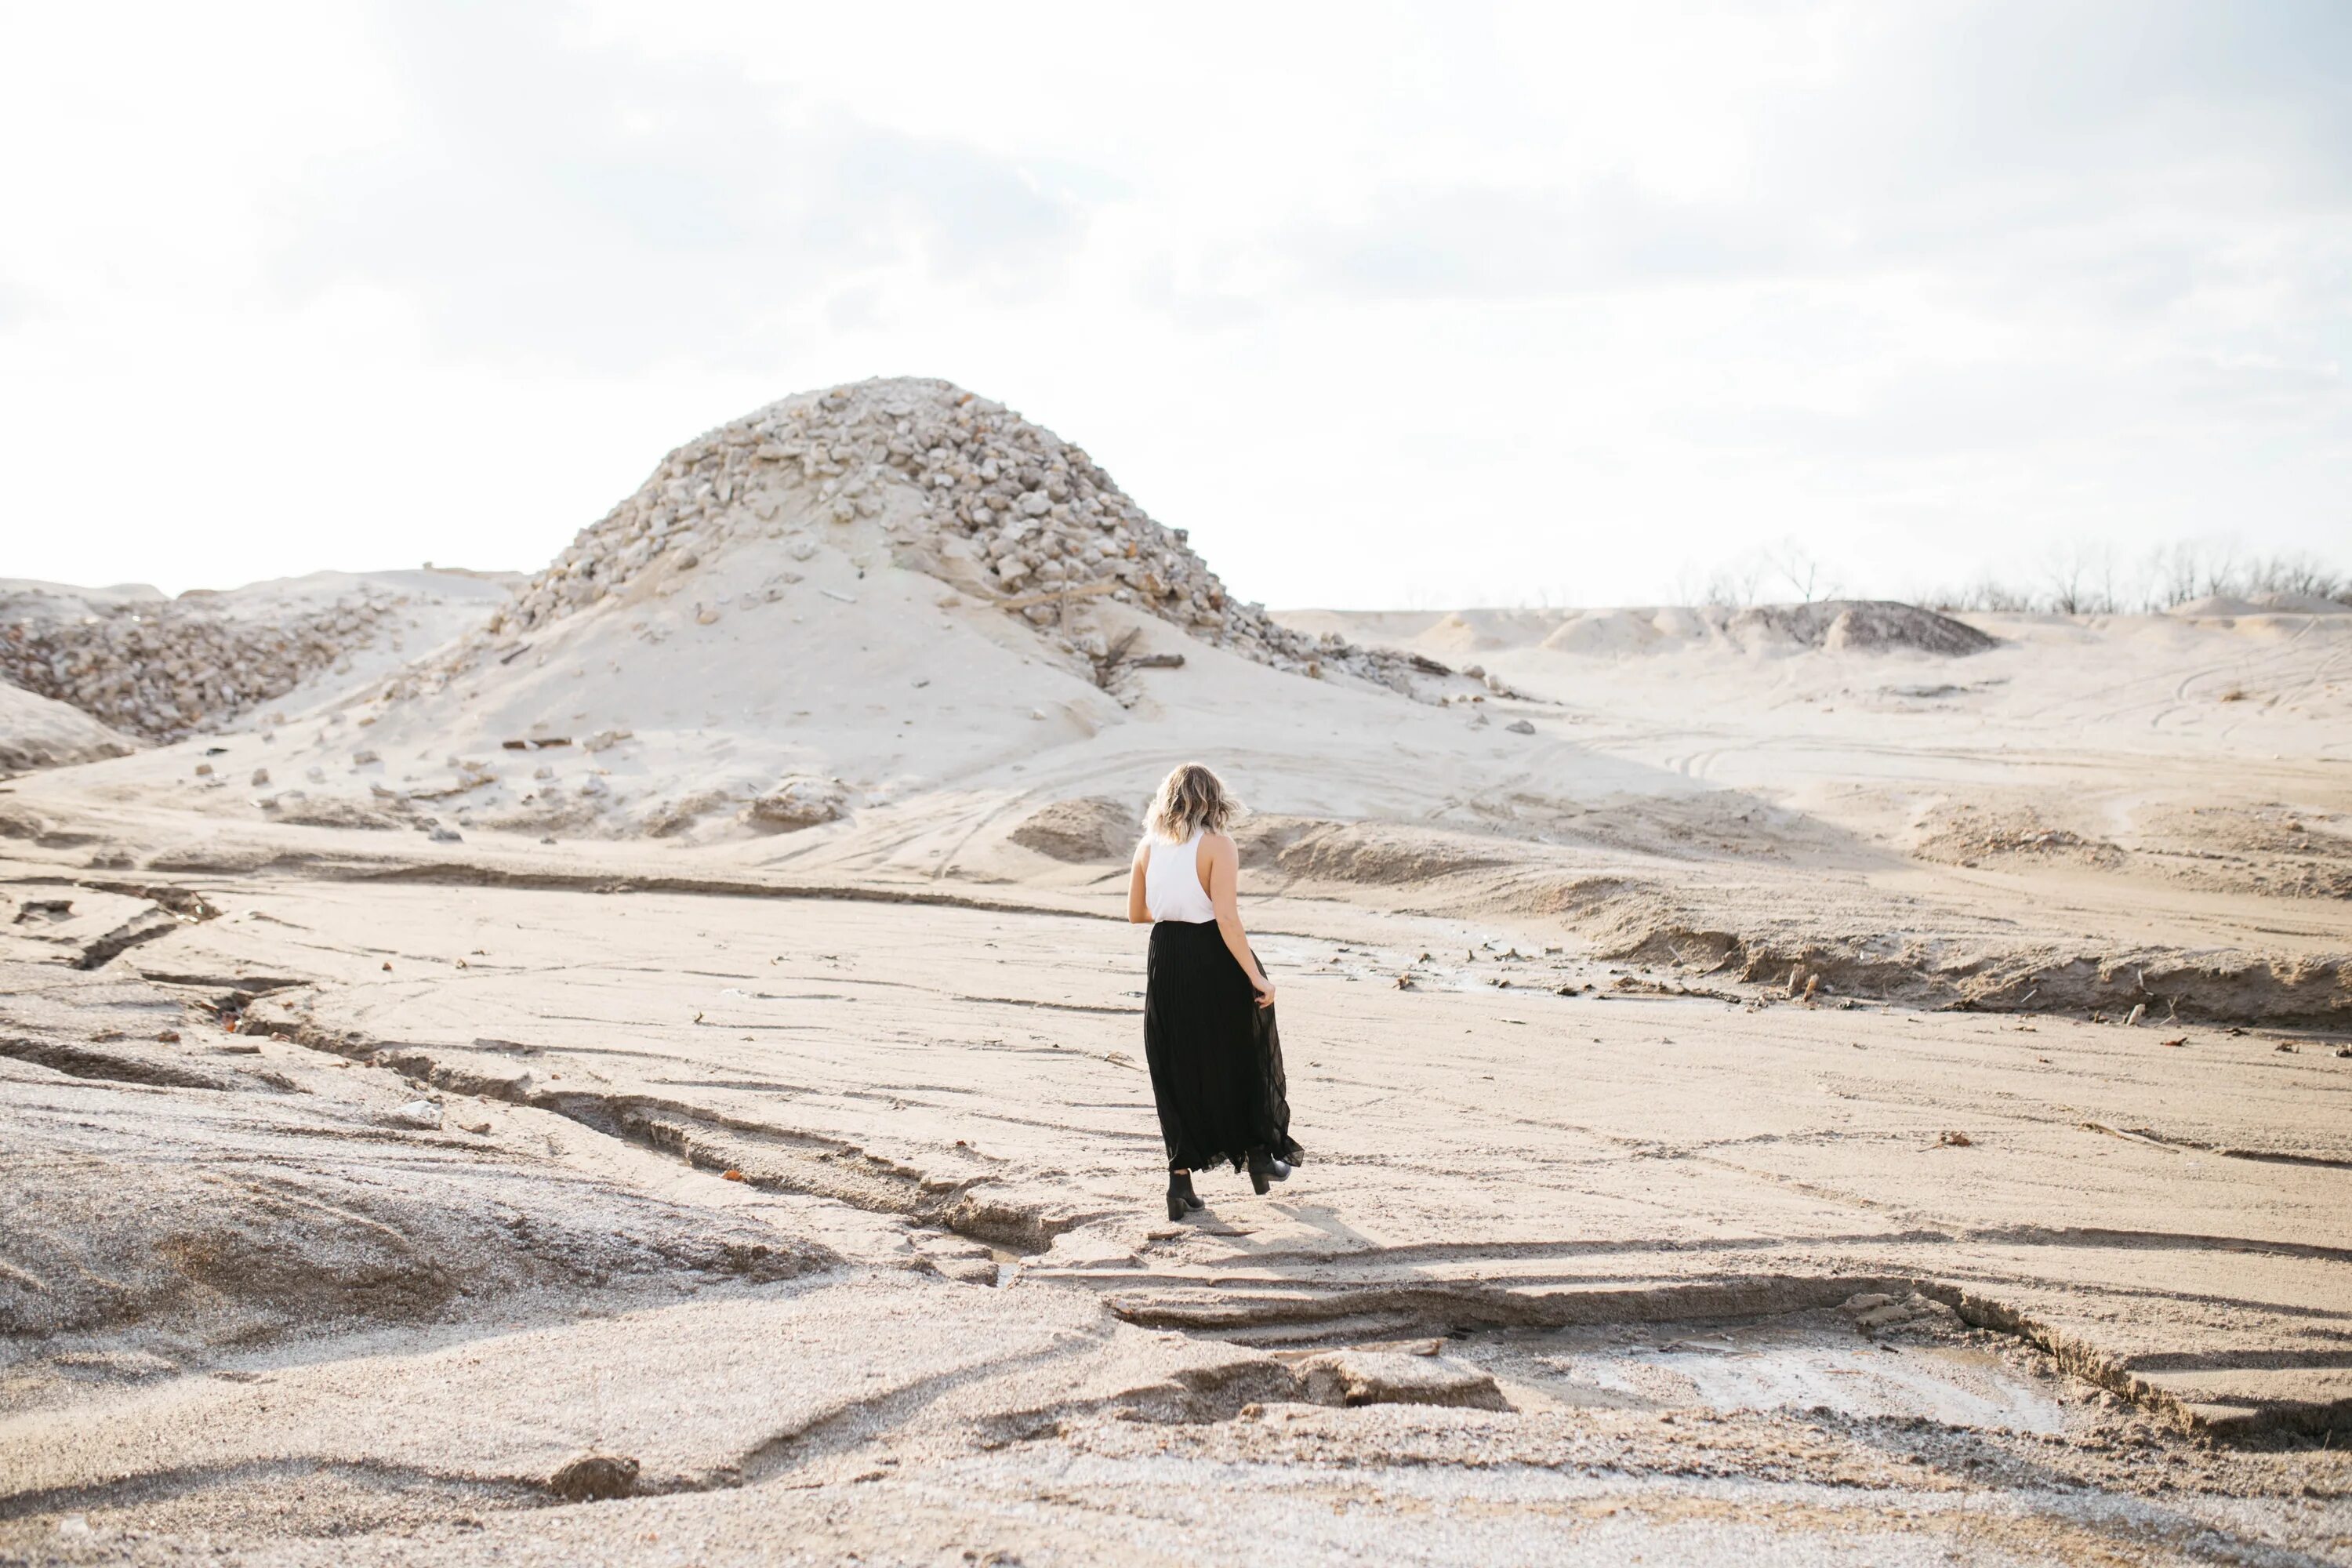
(1127, 840, 1152, 924)
(1201, 833, 1274, 1007)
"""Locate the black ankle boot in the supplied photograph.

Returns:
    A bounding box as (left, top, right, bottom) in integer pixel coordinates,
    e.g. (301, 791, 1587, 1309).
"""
(1166, 1172, 1203, 1220)
(1247, 1152, 1289, 1195)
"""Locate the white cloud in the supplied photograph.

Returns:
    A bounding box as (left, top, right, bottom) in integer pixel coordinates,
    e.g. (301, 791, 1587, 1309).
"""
(0, 0, 2344, 605)
(265, 3, 1096, 371)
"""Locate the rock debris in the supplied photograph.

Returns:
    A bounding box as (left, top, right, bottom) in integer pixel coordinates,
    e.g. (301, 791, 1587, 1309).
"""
(1, 588, 400, 742)
(441, 376, 1428, 691)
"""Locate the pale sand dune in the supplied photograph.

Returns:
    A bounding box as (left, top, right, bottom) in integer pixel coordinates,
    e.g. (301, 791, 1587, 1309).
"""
(0, 682, 136, 775)
(2, 380, 2348, 1563)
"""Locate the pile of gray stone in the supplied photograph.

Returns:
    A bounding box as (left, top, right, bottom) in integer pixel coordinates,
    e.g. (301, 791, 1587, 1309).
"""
(477, 377, 1432, 690)
(0, 590, 394, 742)
(1725, 601, 1998, 656)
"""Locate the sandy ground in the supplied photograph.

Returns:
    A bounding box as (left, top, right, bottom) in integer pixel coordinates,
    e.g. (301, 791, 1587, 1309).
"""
(1, 838, 2347, 1564)
(11, 571, 2345, 1029)
(3, 386, 2350, 1561)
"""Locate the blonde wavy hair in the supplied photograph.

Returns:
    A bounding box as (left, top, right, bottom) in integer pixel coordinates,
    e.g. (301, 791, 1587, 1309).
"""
(1145, 762, 1236, 842)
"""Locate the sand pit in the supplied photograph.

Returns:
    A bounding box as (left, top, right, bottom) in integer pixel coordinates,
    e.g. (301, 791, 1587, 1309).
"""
(3, 379, 2348, 1563)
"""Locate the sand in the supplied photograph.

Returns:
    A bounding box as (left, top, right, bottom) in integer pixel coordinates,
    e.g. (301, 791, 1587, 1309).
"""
(0, 684, 135, 775)
(2, 380, 2348, 1565)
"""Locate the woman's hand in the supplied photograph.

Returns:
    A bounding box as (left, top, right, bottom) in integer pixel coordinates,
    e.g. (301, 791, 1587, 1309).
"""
(1251, 974, 1276, 1009)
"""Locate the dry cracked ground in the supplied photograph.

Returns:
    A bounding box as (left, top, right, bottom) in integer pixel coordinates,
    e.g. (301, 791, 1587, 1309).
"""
(3, 833, 2350, 1566)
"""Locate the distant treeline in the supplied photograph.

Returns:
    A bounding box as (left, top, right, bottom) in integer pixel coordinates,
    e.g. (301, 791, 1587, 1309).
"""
(1922, 543, 2352, 615)
(1668, 539, 2351, 616)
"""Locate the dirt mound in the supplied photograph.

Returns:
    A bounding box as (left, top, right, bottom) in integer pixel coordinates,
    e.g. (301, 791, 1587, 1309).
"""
(1302, 601, 1999, 663)
(1235, 816, 1514, 884)
(0, 571, 517, 742)
(0, 682, 137, 774)
(1009, 796, 1142, 862)
(458, 377, 1423, 691)
(1538, 609, 1670, 655)
(0, 591, 390, 741)
(1912, 804, 2129, 871)
(1413, 612, 1508, 654)
(285, 532, 1131, 843)
(1727, 601, 1998, 656)
(275, 378, 1476, 846)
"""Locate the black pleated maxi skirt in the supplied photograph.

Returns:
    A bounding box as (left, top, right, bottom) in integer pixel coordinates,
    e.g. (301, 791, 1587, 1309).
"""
(1144, 919, 1301, 1173)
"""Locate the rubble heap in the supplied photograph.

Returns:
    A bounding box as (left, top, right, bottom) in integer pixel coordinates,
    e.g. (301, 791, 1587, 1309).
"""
(479, 377, 1435, 689)
(0, 591, 396, 742)
(1725, 601, 1998, 656)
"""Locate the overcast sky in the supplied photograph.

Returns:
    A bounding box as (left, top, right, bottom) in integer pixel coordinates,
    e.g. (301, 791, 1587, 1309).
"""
(2, 1, 2345, 606)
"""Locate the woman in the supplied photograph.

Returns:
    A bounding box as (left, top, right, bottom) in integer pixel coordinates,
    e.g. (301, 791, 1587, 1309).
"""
(1128, 762, 1301, 1220)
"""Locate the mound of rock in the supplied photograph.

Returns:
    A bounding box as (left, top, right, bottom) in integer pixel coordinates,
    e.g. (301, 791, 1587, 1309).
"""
(1, 572, 521, 744)
(1727, 601, 1998, 656)
(0, 593, 393, 741)
(462, 377, 1425, 689)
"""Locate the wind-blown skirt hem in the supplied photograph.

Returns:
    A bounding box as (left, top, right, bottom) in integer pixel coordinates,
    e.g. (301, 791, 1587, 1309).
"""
(1143, 919, 1301, 1173)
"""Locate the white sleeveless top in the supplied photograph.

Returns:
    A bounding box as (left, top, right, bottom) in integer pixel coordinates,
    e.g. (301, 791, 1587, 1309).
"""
(1144, 830, 1216, 924)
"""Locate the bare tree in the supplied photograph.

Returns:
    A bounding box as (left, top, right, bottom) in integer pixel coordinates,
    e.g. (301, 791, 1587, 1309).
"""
(2197, 542, 2239, 601)
(1762, 539, 1840, 604)
(2147, 541, 2203, 610)
(1929, 575, 2034, 612)
(1699, 559, 1766, 608)
(2044, 542, 2118, 615)
(1919, 538, 2348, 615)
(2243, 551, 2347, 603)
(1705, 536, 2346, 616)
(2045, 550, 2087, 615)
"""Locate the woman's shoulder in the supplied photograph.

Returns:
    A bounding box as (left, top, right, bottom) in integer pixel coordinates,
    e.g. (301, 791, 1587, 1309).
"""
(1199, 829, 1238, 856)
